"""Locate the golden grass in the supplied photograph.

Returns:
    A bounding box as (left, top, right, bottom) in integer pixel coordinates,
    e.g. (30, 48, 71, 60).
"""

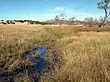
(0, 24, 110, 82)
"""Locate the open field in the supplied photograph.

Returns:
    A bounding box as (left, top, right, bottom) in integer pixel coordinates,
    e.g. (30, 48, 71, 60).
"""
(0, 24, 110, 82)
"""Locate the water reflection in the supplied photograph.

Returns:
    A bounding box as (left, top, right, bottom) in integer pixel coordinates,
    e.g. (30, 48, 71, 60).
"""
(0, 46, 64, 82)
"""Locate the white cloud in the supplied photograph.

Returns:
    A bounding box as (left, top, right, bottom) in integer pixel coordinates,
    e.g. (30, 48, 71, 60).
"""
(52, 6, 65, 12)
(25, 6, 104, 21)
(44, 0, 49, 1)
(36, 6, 103, 21)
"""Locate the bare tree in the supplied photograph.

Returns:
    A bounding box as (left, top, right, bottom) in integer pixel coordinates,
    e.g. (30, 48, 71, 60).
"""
(99, 16, 104, 26)
(84, 17, 94, 27)
(93, 18, 99, 25)
(54, 13, 67, 25)
(59, 13, 67, 25)
(68, 17, 75, 25)
(97, 0, 110, 27)
(54, 15, 60, 25)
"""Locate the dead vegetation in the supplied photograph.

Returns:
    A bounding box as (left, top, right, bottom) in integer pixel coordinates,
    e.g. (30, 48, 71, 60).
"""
(0, 25, 110, 82)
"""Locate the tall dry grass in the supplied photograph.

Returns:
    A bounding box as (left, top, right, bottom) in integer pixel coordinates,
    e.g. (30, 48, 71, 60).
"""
(0, 24, 110, 82)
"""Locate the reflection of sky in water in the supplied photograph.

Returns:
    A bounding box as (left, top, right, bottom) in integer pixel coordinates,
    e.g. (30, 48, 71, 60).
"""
(0, 45, 63, 82)
(24, 46, 49, 81)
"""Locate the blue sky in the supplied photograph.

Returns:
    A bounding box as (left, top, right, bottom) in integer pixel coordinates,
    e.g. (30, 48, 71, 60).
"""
(0, 0, 104, 21)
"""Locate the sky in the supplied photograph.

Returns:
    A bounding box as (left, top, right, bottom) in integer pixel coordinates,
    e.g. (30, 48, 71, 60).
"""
(0, 0, 104, 21)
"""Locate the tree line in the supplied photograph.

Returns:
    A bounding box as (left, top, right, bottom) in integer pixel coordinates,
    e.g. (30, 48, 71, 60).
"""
(0, 20, 53, 25)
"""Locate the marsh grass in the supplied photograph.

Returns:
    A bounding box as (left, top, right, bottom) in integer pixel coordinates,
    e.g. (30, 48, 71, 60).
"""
(0, 25, 110, 82)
